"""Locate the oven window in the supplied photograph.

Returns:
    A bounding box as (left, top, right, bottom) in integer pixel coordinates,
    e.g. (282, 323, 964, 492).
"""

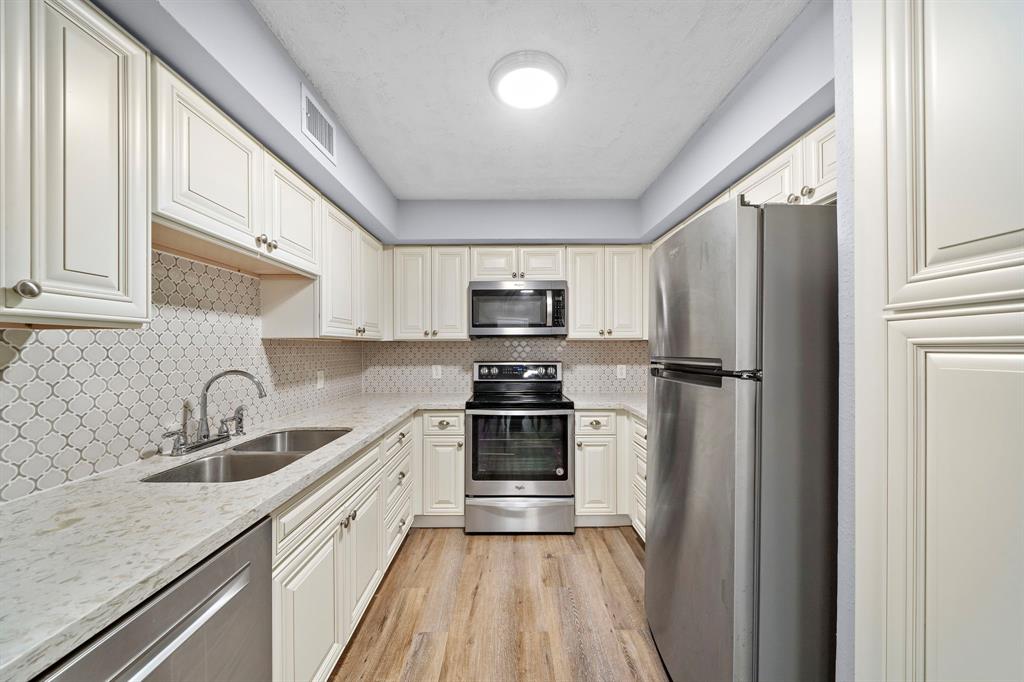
(471, 414, 569, 481)
(471, 290, 548, 328)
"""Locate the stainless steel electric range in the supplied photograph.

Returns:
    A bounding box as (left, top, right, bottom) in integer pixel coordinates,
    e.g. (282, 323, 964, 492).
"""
(464, 361, 575, 533)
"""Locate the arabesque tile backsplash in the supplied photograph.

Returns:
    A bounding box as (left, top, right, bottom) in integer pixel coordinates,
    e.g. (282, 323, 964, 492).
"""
(0, 252, 646, 502)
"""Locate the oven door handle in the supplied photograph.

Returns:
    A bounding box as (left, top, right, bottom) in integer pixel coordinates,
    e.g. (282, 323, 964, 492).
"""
(466, 409, 576, 417)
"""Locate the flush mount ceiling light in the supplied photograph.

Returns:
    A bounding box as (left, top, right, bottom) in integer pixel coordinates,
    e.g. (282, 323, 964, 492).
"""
(489, 51, 566, 109)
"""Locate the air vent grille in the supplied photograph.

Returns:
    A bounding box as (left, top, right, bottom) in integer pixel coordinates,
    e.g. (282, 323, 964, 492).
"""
(301, 85, 336, 163)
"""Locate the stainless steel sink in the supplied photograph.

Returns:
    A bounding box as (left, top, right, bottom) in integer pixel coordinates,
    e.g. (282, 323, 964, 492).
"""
(143, 428, 350, 483)
(227, 429, 351, 454)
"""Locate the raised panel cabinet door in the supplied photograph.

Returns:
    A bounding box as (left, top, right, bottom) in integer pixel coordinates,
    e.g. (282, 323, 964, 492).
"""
(729, 141, 803, 206)
(423, 437, 464, 514)
(519, 246, 566, 279)
(605, 246, 644, 339)
(470, 246, 517, 280)
(320, 203, 358, 337)
(1, 0, 149, 324)
(265, 155, 320, 274)
(357, 231, 384, 339)
(274, 528, 343, 682)
(431, 246, 469, 339)
(152, 61, 265, 251)
(393, 247, 432, 339)
(567, 247, 605, 338)
(884, 0, 1024, 310)
(342, 478, 384, 634)
(800, 116, 838, 204)
(575, 436, 616, 515)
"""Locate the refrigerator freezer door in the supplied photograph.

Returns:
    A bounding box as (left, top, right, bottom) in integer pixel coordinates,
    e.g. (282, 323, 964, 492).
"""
(649, 200, 760, 371)
(645, 367, 758, 682)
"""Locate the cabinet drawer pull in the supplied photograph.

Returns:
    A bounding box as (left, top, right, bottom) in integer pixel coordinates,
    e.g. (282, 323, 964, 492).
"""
(438, 419, 450, 428)
(398, 431, 406, 439)
(13, 279, 42, 298)
(589, 419, 602, 427)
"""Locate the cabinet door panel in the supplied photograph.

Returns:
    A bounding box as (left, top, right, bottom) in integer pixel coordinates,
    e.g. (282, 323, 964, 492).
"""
(575, 436, 616, 515)
(320, 204, 358, 337)
(801, 116, 837, 203)
(266, 156, 320, 273)
(393, 247, 432, 339)
(885, 0, 1024, 310)
(153, 62, 264, 250)
(276, 529, 342, 682)
(519, 246, 566, 279)
(431, 247, 469, 339)
(567, 247, 605, 339)
(729, 142, 802, 206)
(2, 0, 149, 323)
(358, 232, 383, 338)
(605, 246, 644, 339)
(470, 247, 517, 280)
(423, 437, 464, 514)
(344, 480, 383, 631)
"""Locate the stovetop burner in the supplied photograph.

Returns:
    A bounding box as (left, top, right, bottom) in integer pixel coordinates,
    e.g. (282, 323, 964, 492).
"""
(465, 361, 574, 411)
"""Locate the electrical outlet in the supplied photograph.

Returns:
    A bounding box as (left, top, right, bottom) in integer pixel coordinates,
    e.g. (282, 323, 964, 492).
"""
(432, 365, 443, 379)
(616, 364, 628, 379)
(316, 370, 325, 389)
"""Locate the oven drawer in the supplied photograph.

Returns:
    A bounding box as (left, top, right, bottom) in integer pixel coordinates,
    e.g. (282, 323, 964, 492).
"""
(423, 411, 464, 435)
(465, 497, 575, 533)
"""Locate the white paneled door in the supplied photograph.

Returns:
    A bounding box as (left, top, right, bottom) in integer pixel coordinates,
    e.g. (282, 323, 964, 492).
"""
(357, 232, 384, 338)
(431, 247, 469, 339)
(320, 203, 358, 337)
(567, 247, 605, 338)
(574, 436, 616, 515)
(265, 155, 320, 274)
(393, 247, 432, 340)
(604, 247, 644, 338)
(423, 437, 464, 515)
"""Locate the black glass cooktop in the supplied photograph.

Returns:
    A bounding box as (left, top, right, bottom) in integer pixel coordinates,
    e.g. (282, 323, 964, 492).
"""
(466, 392, 574, 410)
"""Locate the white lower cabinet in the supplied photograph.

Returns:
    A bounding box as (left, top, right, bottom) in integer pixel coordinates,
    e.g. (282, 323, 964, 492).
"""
(422, 436, 465, 515)
(574, 435, 617, 515)
(343, 478, 384, 630)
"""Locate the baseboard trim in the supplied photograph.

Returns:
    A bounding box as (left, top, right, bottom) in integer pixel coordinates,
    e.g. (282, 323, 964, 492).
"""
(412, 513, 633, 529)
(413, 515, 465, 528)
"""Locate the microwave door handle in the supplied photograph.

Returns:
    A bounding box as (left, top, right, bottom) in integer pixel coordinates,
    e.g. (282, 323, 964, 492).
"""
(546, 290, 553, 327)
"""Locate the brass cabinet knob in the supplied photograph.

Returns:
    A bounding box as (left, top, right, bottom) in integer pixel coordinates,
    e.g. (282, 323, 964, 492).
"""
(13, 279, 42, 298)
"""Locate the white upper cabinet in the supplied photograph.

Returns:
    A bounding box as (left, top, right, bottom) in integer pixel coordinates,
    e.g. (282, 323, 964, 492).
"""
(431, 247, 469, 339)
(265, 155, 320, 274)
(152, 61, 265, 252)
(1, 0, 150, 327)
(393, 246, 468, 340)
(469, 246, 565, 280)
(730, 140, 803, 206)
(320, 203, 359, 337)
(567, 246, 645, 340)
(800, 116, 838, 204)
(357, 231, 384, 338)
(393, 247, 433, 339)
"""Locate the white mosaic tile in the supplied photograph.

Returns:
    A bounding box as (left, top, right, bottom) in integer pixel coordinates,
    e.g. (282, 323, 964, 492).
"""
(0, 251, 363, 502)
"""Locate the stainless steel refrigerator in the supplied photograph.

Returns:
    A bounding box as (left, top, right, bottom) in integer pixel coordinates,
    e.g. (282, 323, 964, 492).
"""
(645, 199, 838, 682)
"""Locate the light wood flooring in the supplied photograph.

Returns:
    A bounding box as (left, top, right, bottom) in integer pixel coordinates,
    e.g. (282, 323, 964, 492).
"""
(330, 527, 669, 682)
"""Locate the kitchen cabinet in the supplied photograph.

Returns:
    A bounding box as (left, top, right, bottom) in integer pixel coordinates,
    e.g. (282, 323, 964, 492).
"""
(342, 477, 384, 632)
(320, 203, 359, 336)
(469, 246, 565, 280)
(800, 116, 838, 204)
(357, 231, 384, 338)
(729, 140, 803, 206)
(575, 434, 617, 515)
(1, 0, 150, 327)
(567, 246, 645, 339)
(265, 155, 321, 274)
(152, 60, 265, 254)
(422, 436, 465, 515)
(393, 246, 469, 340)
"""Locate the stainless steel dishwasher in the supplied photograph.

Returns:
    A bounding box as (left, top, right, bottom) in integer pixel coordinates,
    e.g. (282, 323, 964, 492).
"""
(43, 519, 272, 682)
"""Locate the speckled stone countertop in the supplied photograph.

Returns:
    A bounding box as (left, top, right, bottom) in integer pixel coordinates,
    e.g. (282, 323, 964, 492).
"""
(0, 391, 648, 680)
(0, 393, 466, 682)
(568, 392, 648, 420)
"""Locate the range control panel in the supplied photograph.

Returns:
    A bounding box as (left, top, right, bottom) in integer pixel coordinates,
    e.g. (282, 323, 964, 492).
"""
(473, 362, 561, 381)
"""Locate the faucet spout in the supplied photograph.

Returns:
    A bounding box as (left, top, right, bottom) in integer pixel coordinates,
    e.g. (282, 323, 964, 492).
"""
(197, 370, 267, 441)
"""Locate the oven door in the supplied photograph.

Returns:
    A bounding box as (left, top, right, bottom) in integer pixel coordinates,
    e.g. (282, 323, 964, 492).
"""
(466, 410, 574, 496)
(468, 281, 567, 336)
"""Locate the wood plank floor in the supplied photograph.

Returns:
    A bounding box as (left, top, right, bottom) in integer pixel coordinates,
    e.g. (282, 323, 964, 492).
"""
(330, 527, 668, 682)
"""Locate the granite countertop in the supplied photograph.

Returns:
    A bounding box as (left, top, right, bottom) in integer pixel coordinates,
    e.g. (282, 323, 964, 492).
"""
(0, 391, 646, 681)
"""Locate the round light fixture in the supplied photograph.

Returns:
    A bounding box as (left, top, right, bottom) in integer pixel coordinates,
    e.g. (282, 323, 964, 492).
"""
(489, 51, 566, 109)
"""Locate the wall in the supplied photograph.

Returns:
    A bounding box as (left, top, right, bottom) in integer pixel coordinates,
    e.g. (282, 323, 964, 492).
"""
(0, 252, 363, 502)
(362, 339, 647, 394)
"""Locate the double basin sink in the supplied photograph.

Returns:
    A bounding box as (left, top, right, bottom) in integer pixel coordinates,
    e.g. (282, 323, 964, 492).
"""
(143, 429, 351, 483)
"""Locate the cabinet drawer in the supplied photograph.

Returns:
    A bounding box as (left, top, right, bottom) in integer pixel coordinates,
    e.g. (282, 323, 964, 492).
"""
(385, 487, 414, 563)
(383, 418, 414, 463)
(423, 412, 464, 435)
(631, 418, 647, 445)
(631, 482, 647, 541)
(576, 411, 616, 434)
(384, 444, 413, 514)
(272, 444, 380, 560)
(633, 442, 648, 490)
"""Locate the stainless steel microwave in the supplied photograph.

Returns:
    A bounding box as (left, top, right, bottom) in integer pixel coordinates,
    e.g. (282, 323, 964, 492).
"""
(468, 280, 567, 336)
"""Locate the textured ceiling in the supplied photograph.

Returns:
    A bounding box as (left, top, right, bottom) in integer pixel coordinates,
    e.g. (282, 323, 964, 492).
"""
(252, 0, 809, 200)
